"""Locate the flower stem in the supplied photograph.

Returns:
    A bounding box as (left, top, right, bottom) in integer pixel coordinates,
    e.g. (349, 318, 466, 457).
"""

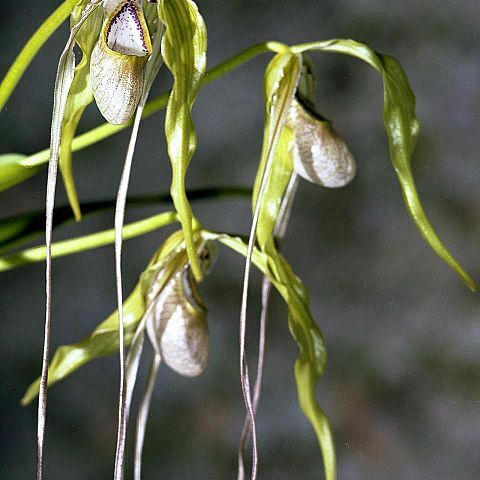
(0, 186, 251, 253)
(0, 211, 179, 273)
(22, 43, 272, 168)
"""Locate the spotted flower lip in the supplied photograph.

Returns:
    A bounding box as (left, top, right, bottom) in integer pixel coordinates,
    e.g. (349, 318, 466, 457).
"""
(287, 96, 356, 188)
(90, 0, 152, 125)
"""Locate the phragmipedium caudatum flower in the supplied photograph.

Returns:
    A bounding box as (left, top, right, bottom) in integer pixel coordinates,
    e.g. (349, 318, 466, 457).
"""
(21, 229, 216, 480)
(21, 231, 217, 404)
(1, 2, 478, 479)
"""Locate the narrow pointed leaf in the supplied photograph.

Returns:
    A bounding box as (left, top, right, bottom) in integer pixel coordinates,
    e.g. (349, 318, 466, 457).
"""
(292, 39, 476, 291)
(160, 0, 207, 281)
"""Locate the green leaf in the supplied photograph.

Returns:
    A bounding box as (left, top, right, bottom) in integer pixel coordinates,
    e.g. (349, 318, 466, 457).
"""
(58, 6, 103, 221)
(160, 0, 207, 282)
(292, 39, 476, 291)
(0, 0, 78, 110)
(0, 153, 41, 191)
(21, 284, 146, 406)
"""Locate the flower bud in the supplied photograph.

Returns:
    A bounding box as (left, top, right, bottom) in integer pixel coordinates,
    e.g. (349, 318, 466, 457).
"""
(145, 241, 217, 377)
(286, 97, 356, 188)
(90, 0, 152, 124)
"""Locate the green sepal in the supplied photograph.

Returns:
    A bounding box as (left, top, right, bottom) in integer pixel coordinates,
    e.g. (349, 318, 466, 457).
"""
(253, 51, 301, 250)
(254, 54, 318, 251)
(58, 5, 103, 221)
(252, 51, 300, 215)
(292, 39, 476, 291)
(159, 0, 207, 282)
(255, 127, 294, 251)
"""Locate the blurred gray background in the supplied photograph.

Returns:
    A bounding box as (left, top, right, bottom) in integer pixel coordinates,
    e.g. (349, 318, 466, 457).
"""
(1, 1, 479, 479)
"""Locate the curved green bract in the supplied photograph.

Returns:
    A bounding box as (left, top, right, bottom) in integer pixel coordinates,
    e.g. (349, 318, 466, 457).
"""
(252, 52, 300, 213)
(0, 0, 78, 110)
(160, 0, 207, 282)
(254, 126, 294, 250)
(254, 55, 315, 251)
(292, 39, 476, 291)
(252, 51, 299, 249)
